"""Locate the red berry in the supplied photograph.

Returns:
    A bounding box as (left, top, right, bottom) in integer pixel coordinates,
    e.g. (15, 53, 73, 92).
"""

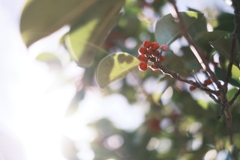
(138, 46, 147, 55)
(160, 44, 169, 52)
(138, 61, 148, 71)
(150, 42, 160, 50)
(189, 85, 196, 91)
(148, 47, 154, 53)
(138, 54, 147, 61)
(204, 79, 212, 85)
(143, 40, 151, 48)
(160, 55, 165, 62)
(213, 62, 218, 67)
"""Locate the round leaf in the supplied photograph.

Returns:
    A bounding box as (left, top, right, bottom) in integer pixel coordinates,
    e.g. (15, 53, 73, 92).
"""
(97, 53, 139, 88)
(155, 11, 205, 45)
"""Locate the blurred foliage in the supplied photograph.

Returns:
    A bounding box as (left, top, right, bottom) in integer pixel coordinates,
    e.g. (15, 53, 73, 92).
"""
(21, 0, 240, 160)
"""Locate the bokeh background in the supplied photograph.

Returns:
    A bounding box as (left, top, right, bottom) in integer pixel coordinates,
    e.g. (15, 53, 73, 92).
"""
(0, 0, 238, 160)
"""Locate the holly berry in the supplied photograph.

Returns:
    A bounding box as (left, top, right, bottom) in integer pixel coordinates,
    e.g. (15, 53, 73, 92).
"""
(138, 54, 147, 61)
(213, 62, 218, 67)
(150, 42, 160, 50)
(160, 44, 169, 52)
(160, 55, 165, 62)
(138, 61, 148, 71)
(138, 46, 147, 55)
(189, 85, 196, 91)
(143, 40, 151, 48)
(204, 79, 212, 85)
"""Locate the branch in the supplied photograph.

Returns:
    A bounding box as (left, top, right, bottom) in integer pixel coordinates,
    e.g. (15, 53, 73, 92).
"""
(224, 0, 240, 92)
(154, 63, 219, 95)
(208, 93, 220, 104)
(229, 89, 240, 106)
(168, 0, 223, 92)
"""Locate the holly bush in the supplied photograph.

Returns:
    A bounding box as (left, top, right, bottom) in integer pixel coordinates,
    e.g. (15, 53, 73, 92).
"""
(20, 0, 240, 159)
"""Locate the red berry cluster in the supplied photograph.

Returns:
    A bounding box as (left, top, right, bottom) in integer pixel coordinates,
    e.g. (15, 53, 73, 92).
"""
(138, 40, 168, 71)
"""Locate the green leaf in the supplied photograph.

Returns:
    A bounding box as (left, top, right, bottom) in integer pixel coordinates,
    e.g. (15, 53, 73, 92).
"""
(65, 0, 124, 67)
(97, 52, 139, 88)
(210, 33, 240, 69)
(215, 67, 240, 87)
(232, 64, 240, 81)
(36, 52, 61, 67)
(195, 30, 228, 53)
(155, 11, 205, 45)
(20, 0, 99, 47)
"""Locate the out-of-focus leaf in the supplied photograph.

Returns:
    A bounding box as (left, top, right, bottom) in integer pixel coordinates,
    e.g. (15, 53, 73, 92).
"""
(97, 52, 139, 88)
(214, 13, 234, 33)
(65, 0, 124, 67)
(215, 67, 240, 87)
(36, 52, 62, 68)
(20, 0, 98, 47)
(195, 30, 228, 53)
(155, 11, 205, 45)
(232, 64, 240, 81)
(65, 89, 85, 117)
(210, 33, 240, 69)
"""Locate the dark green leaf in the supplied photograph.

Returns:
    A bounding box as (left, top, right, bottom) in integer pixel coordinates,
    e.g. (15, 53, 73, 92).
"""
(215, 67, 240, 87)
(195, 30, 228, 53)
(155, 11, 205, 45)
(214, 13, 234, 33)
(20, 0, 99, 47)
(65, 0, 124, 67)
(210, 33, 240, 69)
(97, 52, 139, 88)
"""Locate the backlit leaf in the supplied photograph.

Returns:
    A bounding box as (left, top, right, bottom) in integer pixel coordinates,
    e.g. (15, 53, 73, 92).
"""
(20, 0, 98, 47)
(36, 52, 61, 67)
(65, 0, 124, 67)
(97, 52, 139, 88)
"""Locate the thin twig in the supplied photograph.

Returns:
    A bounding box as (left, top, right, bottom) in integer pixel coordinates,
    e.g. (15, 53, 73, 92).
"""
(208, 93, 220, 104)
(168, 0, 223, 92)
(229, 89, 240, 106)
(224, 108, 236, 159)
(154, 63, 218, 95)
(224, 0, 240, 93)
